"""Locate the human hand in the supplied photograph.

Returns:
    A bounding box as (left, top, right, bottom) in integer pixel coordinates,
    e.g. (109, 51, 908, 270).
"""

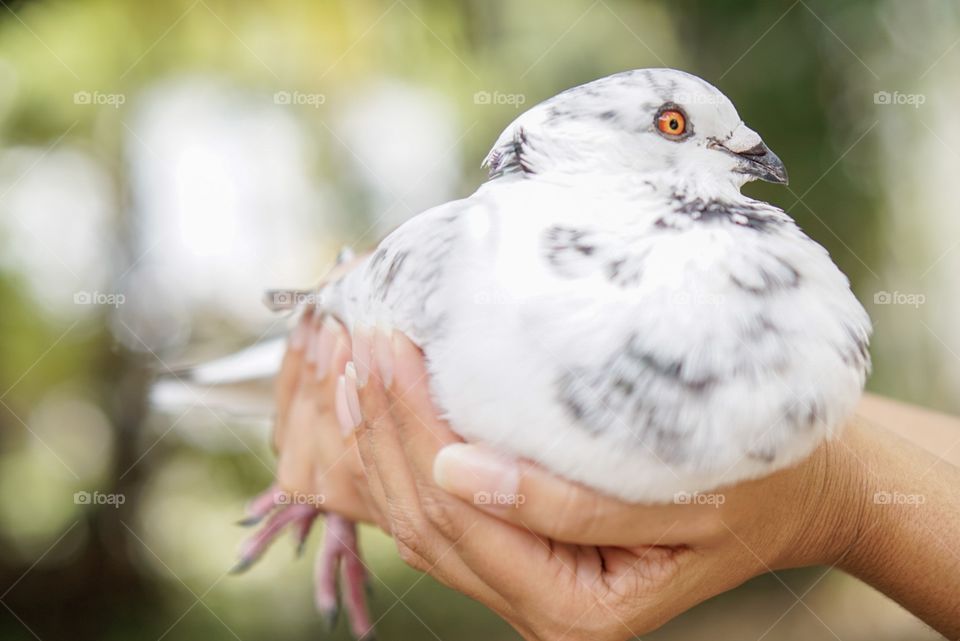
(345, 328, 960, 640)
(271, 310, 383, 526)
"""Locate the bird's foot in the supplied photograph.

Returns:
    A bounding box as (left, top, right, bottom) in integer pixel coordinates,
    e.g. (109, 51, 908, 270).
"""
(232, 483, 320, 573)
(233, 485, 374, 639)
(316, 514, 374, 639)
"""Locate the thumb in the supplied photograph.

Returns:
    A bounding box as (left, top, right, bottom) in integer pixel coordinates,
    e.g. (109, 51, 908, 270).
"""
(433, 443, 690, 546)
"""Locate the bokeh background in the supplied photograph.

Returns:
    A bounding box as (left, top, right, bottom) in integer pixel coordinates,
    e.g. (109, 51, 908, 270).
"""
(1, 0, 958, 639)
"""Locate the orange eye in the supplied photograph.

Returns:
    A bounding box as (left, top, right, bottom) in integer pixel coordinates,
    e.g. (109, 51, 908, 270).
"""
(657, 109, 686, 136)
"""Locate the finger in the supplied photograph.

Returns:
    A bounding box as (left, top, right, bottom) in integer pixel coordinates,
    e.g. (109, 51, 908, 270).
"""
(351, 346, 517, 613)
(360, 330, 585, 618)
(311, 324, 383, 526)
(272, 255, 360, 465)
(362, 332, 569, 608)
(433, 444, 717, 546)
(374, 331, 511, 563)
(272, 310, 313, 452)
(352, 326, 447, 536)
(353, 350, 440, 562)
(301, 315, 341, 403)
(343, 358, 393, 531)
(273, 316, 381, 524)
(274, 402, 329, 503)
(276, 312, 332, 493)
(376, 329, 463, 486)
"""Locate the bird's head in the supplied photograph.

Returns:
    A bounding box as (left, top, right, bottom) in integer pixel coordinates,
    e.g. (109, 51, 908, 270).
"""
(484, 68, 787, 196)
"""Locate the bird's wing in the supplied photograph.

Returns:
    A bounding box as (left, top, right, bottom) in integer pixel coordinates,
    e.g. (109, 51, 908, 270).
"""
(322, 197, 476, 345)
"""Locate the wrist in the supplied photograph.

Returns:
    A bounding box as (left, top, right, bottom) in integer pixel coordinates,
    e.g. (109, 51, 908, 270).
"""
(776, 421, 874, 570)
(832, 424, 919, 582)
(773, 406, 960, 637)
(831, 423, 960, 637)
(822, 422, 880, 571)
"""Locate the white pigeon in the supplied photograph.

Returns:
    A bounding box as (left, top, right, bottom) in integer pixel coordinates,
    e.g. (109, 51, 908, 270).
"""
(157, 68, 871, 636)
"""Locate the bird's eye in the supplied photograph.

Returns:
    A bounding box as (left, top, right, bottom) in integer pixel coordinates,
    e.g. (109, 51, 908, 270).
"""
(656, 109, 686, 137)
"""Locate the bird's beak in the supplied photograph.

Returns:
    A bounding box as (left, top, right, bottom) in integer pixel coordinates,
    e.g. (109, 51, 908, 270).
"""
(712, 124, 789, 185)
(731, 142, 789, 185)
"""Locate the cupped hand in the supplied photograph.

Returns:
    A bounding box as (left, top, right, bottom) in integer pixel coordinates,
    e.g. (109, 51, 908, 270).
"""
(344, 328, 873, 641)
(271, 310, 384, 526)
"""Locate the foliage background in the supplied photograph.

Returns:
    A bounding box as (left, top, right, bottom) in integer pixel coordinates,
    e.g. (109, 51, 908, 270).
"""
(0, 0, 957, 639)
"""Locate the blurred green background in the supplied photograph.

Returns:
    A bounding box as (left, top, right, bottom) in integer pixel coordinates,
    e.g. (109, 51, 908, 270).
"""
(0, 0, 957, 639)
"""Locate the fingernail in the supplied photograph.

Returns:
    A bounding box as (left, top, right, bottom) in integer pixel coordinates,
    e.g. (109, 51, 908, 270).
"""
(352, 326, 372, 388)
(433, 444, 519, 503)
(373, 326, 394, 388)
(344, 362, 363, 428)
(290, 313, 310, 350)
(314, 317, 337, 381)
(335, 375, 357, 437)
(305, 319, 320, 363)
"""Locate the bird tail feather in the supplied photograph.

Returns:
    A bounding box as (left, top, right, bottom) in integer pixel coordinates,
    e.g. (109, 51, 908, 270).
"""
(151, 246, 359, 420)
(150, 337, 287, 419)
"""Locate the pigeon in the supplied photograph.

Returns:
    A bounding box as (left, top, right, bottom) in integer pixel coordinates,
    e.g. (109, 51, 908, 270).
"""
(157, 68, 871, 638)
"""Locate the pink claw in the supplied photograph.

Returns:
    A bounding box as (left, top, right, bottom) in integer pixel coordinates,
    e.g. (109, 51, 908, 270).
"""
(237, 483, 286, 527)
(232, 502, 319, 573)
(233, 488, 375, 638)
(293, 509, 318, 557)
(314, 527, 340, 626)
(316, 515, 374, 639)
